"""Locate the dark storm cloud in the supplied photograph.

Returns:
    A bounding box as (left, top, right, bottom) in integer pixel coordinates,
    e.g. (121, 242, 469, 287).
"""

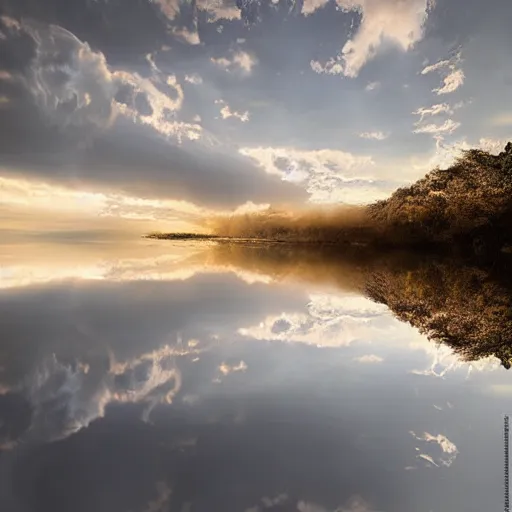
(0, 0, 172, 66)
(0, 15, 307, 208)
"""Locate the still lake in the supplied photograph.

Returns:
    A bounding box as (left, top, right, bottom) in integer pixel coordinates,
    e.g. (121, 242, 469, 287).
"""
(0, 236, 509, 512)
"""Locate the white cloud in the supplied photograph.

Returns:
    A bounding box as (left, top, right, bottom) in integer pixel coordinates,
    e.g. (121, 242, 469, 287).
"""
(13, 20, 201, 143)
(326, 0, 432, 78)
(114, 71, 202, 141)
(307, 1, 432, 77)
(220, 105, 249, 122)
(365, 81, 380, 91)
(359, 131, 388, 140)
(409, 136, 510, 178)
(238, 293, 397, 348)
(152, 0, 240, 23)
(353, 354, 384, 363)
(302, 0, 330, 15)
(150, 0, 180, 20)
(218, 361, 248, 375)
(5, 344, 187, 443)
(434, 68, 465, 95)
(413, 119, 460, 135)
(239, 146, 391, 204)
(0, 15, 22, 31)
(232, 51, 257, 73)
(421, 54, 464, 95)
(216, 99, 250, 122)
(143, 482, 172, 512)
(23, 23, 116, 131)
(421, 59, 451, 75)
(310, 58, 344, 76)
(172, 25, 201, 45)
(407, 333, 500, 379)
(297, 502, 329, 512)
(410, 431, 459, 468)
(413, 103, 453, 121)
(261, 494, 288, 508)
(211, 51, 257, 74)
(197, 0, 242, 22)
(185, 73, 203, 85)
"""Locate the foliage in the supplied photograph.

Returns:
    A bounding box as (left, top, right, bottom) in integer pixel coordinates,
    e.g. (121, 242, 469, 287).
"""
(368, 142, 512, 251)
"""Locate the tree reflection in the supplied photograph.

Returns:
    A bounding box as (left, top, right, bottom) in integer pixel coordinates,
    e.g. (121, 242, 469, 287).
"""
(206, 242, 512, 368)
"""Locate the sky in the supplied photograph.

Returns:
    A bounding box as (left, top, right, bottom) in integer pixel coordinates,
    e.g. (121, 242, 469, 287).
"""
(1, 0, 512, 234)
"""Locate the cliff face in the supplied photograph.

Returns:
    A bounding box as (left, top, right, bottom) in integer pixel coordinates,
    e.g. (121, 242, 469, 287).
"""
(368, 142, 512, 253)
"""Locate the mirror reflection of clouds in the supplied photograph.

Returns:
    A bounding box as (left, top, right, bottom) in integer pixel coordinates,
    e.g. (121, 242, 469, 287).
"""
(0, 241, 507, 511)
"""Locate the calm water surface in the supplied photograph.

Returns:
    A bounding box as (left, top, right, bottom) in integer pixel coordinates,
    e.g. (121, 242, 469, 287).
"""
(0, 238, 509, 512)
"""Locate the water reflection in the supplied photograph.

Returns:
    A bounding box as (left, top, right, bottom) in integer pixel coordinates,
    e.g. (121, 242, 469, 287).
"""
(0, 239, 509, 512)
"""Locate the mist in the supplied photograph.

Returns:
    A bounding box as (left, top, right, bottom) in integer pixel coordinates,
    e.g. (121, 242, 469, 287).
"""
(205, 205, 376, 244)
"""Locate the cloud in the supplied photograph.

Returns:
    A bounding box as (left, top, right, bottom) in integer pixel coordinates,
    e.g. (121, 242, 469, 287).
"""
(326, 0, 433, 78)
(172, 25, 201, 45)
(218, 361, 248, 375)
(413, 103, 453, 121)
(216, 99, 250, 122)
(421, 59, 451, 75)
(238, 147, 396, 204)
(0, 20, 305, 208)
(143, 482, 172, 512)
(310, 58, 344, 76)
(197, 0, 242, 22)
(353, 354, 384, 363)
(410, 431, 459, 468)
(434, 69, 465, 95)
(413, 119, 460, 135)
(0, 16, 21, 31)
(238, 293, 393, 348)
(421, 55, 464, 95)
(185, 73, 203, 85)
(359, 131, 388, 140)
(114, 71, 202, 142)
(261, 494, 288, 508)
(0, 272, 305, 444)
(150, 0, 181, 20)
(364, 81, 380, 91)
(211, 50, 257, 74)
(297, 502, 329, 512)
(151, 0, 242, 24)
(22, 23, 117, 131)
(3, 345, 183, 443)
(302, 0, 330, 16)
(409, 136, 510, 177)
